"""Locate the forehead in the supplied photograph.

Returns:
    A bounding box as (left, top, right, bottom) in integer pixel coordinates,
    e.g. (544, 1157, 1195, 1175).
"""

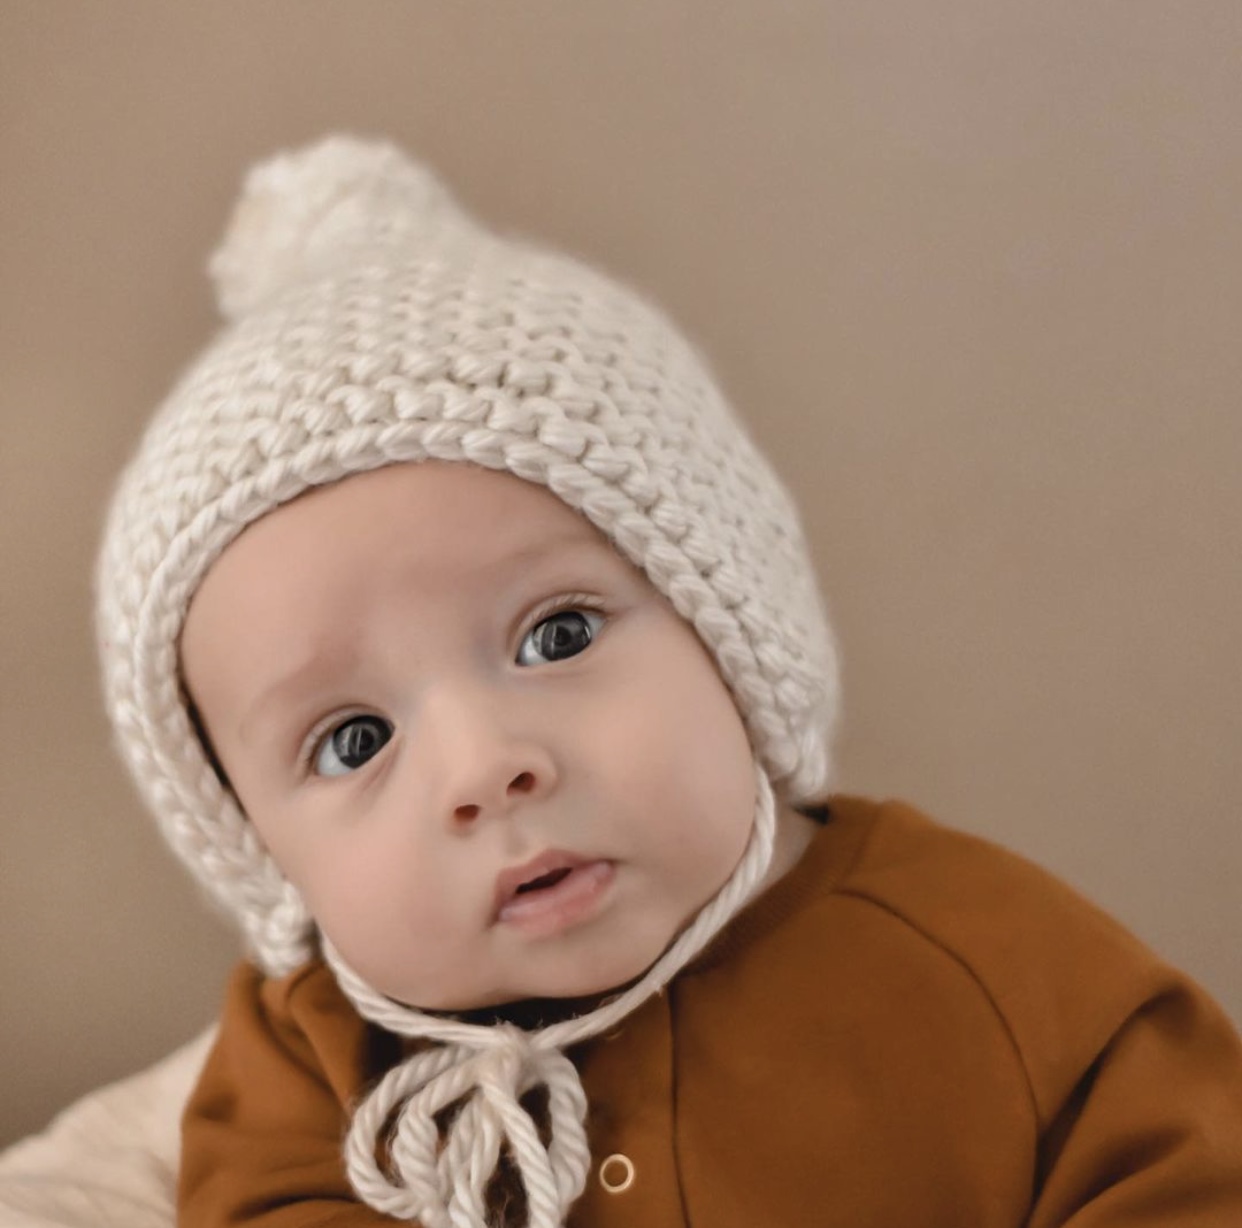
(275, 460, 597, 544)
(186, 460, 624, 628)
(242, 459, 605, 565)
(179, 460, 640, 720)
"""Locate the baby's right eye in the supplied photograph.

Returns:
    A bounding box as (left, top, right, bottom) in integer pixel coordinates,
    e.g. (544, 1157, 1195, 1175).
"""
(313, 715, 394, 777)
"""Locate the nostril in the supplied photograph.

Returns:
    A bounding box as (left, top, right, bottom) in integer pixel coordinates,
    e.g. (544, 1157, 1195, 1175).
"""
(453, 774, 537, 822)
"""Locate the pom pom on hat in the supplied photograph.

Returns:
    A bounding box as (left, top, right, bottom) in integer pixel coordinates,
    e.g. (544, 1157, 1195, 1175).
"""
(209, 135, 468, 320)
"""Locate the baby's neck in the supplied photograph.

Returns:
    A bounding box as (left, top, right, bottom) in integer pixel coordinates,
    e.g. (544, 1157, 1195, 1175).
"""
(764, 800, 821, 889)
(444, 983, 639, 1031)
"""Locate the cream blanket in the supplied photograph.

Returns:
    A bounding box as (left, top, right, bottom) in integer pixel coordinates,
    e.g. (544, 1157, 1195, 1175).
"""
(0, 1030, 213, 1228)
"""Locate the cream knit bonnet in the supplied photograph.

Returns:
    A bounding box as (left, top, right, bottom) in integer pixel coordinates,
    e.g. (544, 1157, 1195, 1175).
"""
(96, 136, 839, 1226)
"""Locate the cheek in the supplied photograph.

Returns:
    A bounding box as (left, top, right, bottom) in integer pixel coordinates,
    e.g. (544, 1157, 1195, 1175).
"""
(244, 803, 443, 947)
(297, 844, 459, 994)
(661, 637, 755, 798)
(304, 837, 437, 929)
(599, 635, 756, 858)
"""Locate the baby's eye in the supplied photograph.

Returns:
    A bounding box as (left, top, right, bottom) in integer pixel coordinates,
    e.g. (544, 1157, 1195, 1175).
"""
(313, 715, 394, 777)
(517, 609, 604, 666)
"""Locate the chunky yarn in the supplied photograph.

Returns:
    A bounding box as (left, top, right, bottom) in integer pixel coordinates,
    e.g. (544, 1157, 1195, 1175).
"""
(96, 136, 838, 1222)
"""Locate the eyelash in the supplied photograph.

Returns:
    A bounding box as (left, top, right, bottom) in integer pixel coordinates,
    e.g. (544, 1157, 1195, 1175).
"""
(295, 592, 609, 776)
(517, 591, 608, 649)
(299, 708, 376, 777)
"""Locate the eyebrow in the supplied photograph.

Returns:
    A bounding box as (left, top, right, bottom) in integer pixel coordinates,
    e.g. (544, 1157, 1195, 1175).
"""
(478, 531, 616, 584)
(236, 529, 619, 742)
(236, 643, 362, 746)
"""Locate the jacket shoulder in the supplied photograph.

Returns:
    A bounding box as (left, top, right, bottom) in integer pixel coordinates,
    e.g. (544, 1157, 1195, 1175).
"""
(211, 959, 392, 1112)
(827, 796, 1181, 1125)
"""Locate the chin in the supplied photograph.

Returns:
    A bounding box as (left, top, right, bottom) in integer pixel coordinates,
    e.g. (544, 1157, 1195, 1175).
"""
(372, 931, 678, 1016)
(533, 943, 670, 1004)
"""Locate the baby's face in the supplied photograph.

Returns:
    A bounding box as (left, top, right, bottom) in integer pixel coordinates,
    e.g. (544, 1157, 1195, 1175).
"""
(181, 461, 759, 1010)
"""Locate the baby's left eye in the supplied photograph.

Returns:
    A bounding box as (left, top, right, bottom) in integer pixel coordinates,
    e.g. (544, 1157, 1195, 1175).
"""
(517, 609, 605, 666)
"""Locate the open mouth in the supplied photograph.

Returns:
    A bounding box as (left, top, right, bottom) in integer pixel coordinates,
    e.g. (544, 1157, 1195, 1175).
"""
(493, 852, 616, 935)
(515, 867, 573, 895)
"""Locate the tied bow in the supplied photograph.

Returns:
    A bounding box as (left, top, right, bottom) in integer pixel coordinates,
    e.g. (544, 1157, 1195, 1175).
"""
(342, 1023, 589, 1228)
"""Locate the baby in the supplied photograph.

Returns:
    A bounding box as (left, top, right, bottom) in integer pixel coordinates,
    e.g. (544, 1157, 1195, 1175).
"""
(96, 137, 1242, 1227)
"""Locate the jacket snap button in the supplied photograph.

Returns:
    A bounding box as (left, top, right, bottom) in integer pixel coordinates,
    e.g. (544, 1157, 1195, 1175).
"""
(598, 1153, 636, 1194)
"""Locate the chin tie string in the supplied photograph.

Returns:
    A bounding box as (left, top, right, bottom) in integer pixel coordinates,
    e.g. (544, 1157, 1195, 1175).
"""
(323, 764, 777, 1227)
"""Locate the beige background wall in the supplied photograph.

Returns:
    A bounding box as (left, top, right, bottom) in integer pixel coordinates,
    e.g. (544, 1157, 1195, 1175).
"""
(3, 2, 1239, 1147)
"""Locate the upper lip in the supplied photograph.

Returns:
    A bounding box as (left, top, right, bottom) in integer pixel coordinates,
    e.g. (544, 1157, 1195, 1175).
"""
(492, 849, 590, 919)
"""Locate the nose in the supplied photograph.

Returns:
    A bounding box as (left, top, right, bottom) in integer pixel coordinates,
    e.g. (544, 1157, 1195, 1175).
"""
(420, 682, 558, 826)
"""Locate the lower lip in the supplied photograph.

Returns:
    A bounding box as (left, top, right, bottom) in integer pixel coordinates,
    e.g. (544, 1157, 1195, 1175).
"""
(497, 860, 616, 938)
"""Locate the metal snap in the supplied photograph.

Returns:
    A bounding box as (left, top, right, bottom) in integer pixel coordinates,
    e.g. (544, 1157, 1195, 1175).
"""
(598, 1152, 636, 1194)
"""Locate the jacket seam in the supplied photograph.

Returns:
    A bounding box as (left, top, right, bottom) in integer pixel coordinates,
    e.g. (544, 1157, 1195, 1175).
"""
(830, 882, 1042, 1129)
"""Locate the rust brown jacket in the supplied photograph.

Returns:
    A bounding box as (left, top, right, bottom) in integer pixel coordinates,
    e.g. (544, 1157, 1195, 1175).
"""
(180, 797, 1242, 1226)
